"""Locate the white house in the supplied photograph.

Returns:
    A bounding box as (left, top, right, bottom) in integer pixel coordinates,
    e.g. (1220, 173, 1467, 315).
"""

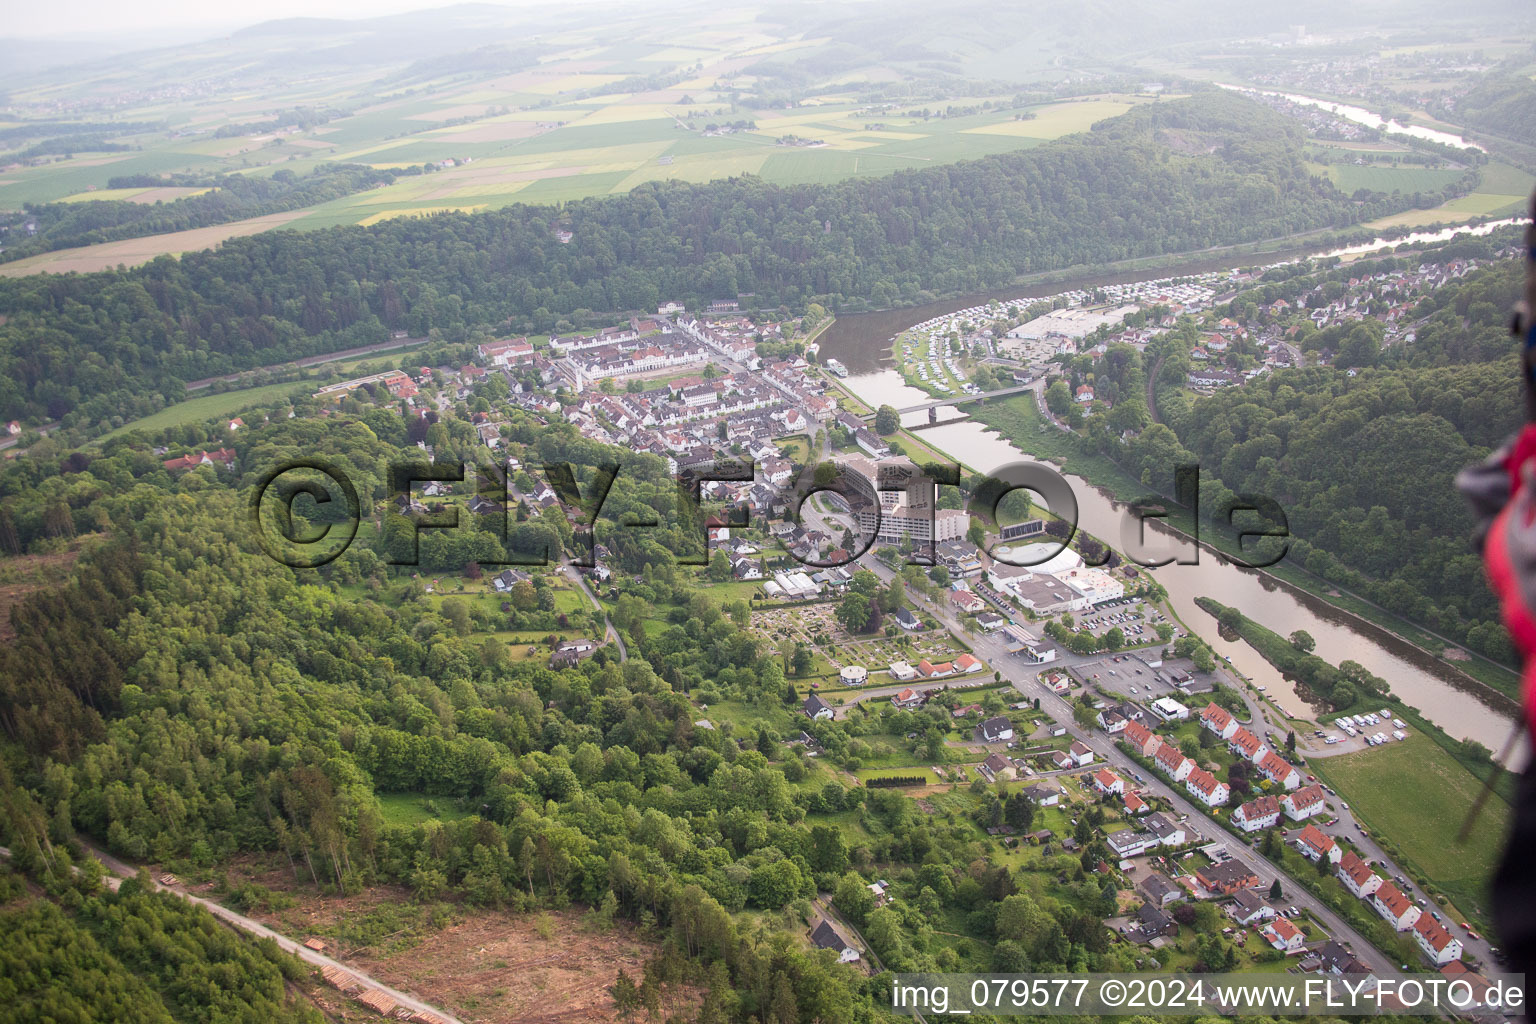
(1296, 824, 1341, 865)
(1231, 795, 1281, 832)
(803, 694, 834, 720)
(1091, 768, 1126, 796)
(1154, 745, 1192, 782)
(1282, 785, 1326, 821)
(1413, 914, 1463, 966)
(1068, 740, 1096, 767)
(1200, 702, 1239, 740)
(1149, 696, 1190, 721)
(1262, 916, 1306, 954)
(1257, 751, 1303, 790)
(1184, 767, 1230, 807)
(1337, 851, 1382, 898)
(1371, 882, 1422, 931)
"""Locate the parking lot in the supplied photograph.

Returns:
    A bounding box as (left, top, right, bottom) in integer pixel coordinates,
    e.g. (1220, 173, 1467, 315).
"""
(1073, 599, 1163, 642)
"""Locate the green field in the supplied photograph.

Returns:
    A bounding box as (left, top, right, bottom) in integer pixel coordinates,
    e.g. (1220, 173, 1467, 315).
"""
(375, 792, 476, 826)
(1312, 734, 1506, 929)
(106, 380, 310, 438)
(1325, 163, 1465, 195)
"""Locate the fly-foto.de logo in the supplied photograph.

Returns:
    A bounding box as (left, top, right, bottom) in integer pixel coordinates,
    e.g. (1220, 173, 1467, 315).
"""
(250, 456, 1289, 571)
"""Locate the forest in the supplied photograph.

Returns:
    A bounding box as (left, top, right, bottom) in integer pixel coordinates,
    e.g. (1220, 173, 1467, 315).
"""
(0, 90, 1412, 433)
(1048, 243, 1525, 664)
(0, 391, 1177, 1023)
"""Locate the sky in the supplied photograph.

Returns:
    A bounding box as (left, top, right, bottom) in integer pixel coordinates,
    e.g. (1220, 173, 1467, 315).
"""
(4, 0, 539, 40)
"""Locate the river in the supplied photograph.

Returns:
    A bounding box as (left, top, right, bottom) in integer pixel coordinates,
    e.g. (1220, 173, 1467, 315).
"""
(1216, 84, 1486, 151)
(819, 219, 1521, 375)
(825, 363, 1519, 754)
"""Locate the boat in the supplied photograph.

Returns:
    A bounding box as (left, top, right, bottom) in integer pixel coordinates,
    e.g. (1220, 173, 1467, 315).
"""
(825, 358, 849, 377)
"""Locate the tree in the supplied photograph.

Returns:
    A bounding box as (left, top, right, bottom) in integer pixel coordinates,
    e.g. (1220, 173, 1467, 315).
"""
(836, 591, 871, 632)
(1269, 879, 1283, 901)
(610, 970, 642, 1024)
(748, 859, 804, 908)
(834, 872, 876, 927)
(874, 405, 900, 435)
(1289, 630, 1316, 653)
(1045, 379, 1072, 416)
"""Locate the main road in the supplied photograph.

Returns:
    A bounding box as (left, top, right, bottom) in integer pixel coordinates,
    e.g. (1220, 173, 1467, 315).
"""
(835, 546, 1404, 975)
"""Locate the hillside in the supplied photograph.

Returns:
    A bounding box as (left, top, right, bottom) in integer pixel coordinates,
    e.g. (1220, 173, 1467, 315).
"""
(0, 91, 1393, 432)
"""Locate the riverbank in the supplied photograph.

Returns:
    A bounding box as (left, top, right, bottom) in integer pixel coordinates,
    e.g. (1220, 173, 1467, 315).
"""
(965, 394, 1523, 709)
(1194, 595, 1511, 933)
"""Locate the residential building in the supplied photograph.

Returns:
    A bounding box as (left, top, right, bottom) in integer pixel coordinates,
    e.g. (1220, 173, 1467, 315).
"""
(1185, 767, 1230, 807)
(1297, 824, 1341, 864)
(1020, 783, 1061, 806)
(1282, 785, 1326, 821)
(1227, 888, 1276, 926)
(803, 694, 834, 720)
(1092, 768, 1126, 796)
(1337, 851, 1382, 899)
(1371, 882, 1422, 931)
(1232, 795, 1281, 833)
(1228, 726, 1267, 762)
(1413, 915, 1463, 966)
(1154, 745, 1192, 782)
(1257, 751, 1303, 790)
(1138, 873, 1183, 908)
(980, 753, 1016, 782)
(1143, 812, 1187, 847)
(1262, 916, 1306, 954)
(1121, 720, 1162, 758)
(980, 716, 1014, 743)
(1196, 861, 1260, 895)
(809, 920, 860, 962)
(1068, 740, 1096, 767)
(1200, 702, 1238, 740)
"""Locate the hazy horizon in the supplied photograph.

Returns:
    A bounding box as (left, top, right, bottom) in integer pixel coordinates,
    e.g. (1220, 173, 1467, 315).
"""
(3, 0, 575, 41)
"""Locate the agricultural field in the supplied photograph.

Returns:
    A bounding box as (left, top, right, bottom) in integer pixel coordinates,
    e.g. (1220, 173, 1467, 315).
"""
(1363, 160, 1534, 230)
(1323, 163, 1465, 195)
(1311, 733, 1507, 929)
(105, 379, 311, 438)
(1, 7, 1174, 277)
(0, 210, 310, 276)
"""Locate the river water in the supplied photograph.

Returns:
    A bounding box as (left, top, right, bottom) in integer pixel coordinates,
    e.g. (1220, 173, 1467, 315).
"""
(826, 360, 1519, 752)
(1216, 84, 1486, 151)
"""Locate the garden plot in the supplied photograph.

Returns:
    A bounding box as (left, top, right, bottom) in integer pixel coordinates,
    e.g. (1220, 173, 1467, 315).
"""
(751, 602, 971, 675)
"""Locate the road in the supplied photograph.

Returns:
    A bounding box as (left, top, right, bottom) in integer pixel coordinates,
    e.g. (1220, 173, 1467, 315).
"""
(565, 564, 627, 661)
(184, 335, 428, 390)
(6, 840, 468, 1024)
(885, 383, 1037, 415)
(837, 551, 1404, 975)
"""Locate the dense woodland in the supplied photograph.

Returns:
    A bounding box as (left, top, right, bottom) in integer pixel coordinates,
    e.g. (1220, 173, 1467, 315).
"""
(1441, 71, 1536, 149)
(1044, 243, 1524, 663)
(0, 90, 1409, 432)
(0, 400, 1162, 1023)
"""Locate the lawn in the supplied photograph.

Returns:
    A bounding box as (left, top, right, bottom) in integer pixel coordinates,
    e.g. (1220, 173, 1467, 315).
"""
(775, 434, 811, 464)
(1311, 733, 1505, 930)
(966, 395, 1151, 501)
(106, 380, 310, 437)
(1325, 164, 1465, 195)
(375, 791, 476, 826)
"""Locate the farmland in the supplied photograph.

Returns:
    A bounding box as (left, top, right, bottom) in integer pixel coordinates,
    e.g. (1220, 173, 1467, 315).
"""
(0, 2, 1177, 275)
(1311, 733, 1508, 929)
(104, 379, 311, 438)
